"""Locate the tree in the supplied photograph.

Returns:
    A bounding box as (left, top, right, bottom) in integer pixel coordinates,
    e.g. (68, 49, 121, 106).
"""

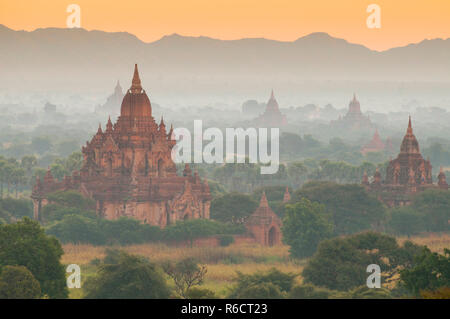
(0, 218, 68, 298)
(84, 250, 170, 299)
(185, 287, 216, 299)
(210, 193, 258, 223)
(233, 282, 284, 299)
(163, 258, 207, 298)
(294, 181, 386, 235)
(302, 232, 422, 291)
(228, 268, 296, 298)
(31, 136, 52, 154)
(388, 207, 424, 236)
(411, 189, 450, 232)
(0, 265, 41, 299)
(400, 248, 450, 296)
(282, 198, 333, 258)
(288, 284, 334, 299)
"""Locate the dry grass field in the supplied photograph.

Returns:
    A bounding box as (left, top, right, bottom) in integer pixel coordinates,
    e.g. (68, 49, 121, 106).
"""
(63, 233, 449, 298)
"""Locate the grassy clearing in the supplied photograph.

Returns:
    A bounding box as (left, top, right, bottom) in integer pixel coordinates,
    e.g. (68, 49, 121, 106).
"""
(63, 233, 449, 298)
(397, 232, 450, 254)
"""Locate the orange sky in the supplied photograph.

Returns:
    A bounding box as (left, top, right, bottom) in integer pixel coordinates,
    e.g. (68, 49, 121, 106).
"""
(1, 0, 450, 51)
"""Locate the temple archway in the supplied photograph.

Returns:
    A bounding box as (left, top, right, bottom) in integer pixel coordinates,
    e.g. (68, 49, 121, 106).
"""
(268, 226, 277, 246)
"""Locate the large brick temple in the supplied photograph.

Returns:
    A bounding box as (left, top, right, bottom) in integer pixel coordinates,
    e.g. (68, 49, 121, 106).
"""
(32, 65, 211, 227)
(363, 117, 448, 206)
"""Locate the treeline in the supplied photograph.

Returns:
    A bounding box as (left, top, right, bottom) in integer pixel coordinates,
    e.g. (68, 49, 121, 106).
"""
(40, 190, 244, 246)
(0, 152, 83, 197)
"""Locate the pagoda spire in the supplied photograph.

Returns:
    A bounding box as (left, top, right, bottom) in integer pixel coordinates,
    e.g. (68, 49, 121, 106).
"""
(259, 191, 269, 208)
(106, 116, 113, 132)
(407, 116, 413, 135)
(159, 116, 166, 135)
(130, 64, 142, 93)
(270, 89, 275, 99)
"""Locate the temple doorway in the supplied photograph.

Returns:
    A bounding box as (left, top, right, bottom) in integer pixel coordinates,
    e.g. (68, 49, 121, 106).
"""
(268, 227, 277, 246)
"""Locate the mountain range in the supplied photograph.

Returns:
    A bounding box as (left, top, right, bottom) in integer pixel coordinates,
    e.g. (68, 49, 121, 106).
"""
(1, 24, 450, 93)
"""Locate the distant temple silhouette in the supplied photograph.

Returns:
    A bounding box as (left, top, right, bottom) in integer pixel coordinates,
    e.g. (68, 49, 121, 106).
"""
(363, 117, 448, 207)
(253, 90, 287, 127)
(95, 80, 124, 116)
(331, 94, 373, 130)
(33, 65, 211, 227)
(361, 129, 394, 155)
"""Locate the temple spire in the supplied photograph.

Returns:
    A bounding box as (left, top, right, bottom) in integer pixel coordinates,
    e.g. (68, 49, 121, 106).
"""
(259, 191, 269, 208)
(407, 116, 413, 135)
(131, 64, 142, 93)
(106, 116, 113, 132)
(270, 89, 275, 99)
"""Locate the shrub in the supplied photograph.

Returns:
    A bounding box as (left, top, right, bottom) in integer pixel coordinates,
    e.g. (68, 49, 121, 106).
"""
(302, 232, 423, 291)
(218, 235, 235, 247)
(288, 284, 333, 299)
(210, 193, 258, 223)
(84, 250, 170, 299)
(228, 268, 297, 298)
(282, 198, 333, 259)
(186, 287, 216, 299)
(0, 265, 41, 299)
(233, 282, 284, 299)
(0, 218, 68, 298)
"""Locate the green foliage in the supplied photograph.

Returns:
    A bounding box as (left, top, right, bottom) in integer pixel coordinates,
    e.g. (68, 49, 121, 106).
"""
(210, 192, 258, 223)
(282, 198, 333, 259)
(288, 284, 334, 299)
(46, 215, 162, 245)
(400, 248, 450, 296)
(387, 207, 424, 236)
(46, 190, 95, 210)
(0, 265, 41, 299)
(0, 197, 33, 223)
(46, 214, 106, 245)
(228, 268, 296, 298)
(302, 232, 422, 291)
(346, 285, 392, 299)
(0, 218, 68, 298)
(294, 181, 386, 235)
(163, 258, 207, 298)
(218, 235, 235, 247)
(41, 204, 96, 223)
(84, 250, 170, 299)
(233, 282, 284, 299)
(163, 219, 244, 245)
(411, 189, 450, 232)
(186, 287, 217, 299)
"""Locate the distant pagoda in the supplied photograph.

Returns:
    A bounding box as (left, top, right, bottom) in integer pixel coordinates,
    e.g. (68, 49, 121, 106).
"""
(361, 129, 392, 155)
(331, 94, 373, 130)
(95, 80, 124, 116)
(363, 117, 448, 207)
(245, 192, 282, 246)
(253, 90, 287, 127)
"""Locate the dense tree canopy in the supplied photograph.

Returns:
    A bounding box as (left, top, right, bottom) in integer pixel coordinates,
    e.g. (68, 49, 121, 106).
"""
(0, 265, 41, 299)
(294, 181, 386, 235)
(0, 218, 68, 298)
(302, 232, 422, 291)
(210, 193, 258, 223)
(282, 198, 333, 258)
(84, 250, 171, 299)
